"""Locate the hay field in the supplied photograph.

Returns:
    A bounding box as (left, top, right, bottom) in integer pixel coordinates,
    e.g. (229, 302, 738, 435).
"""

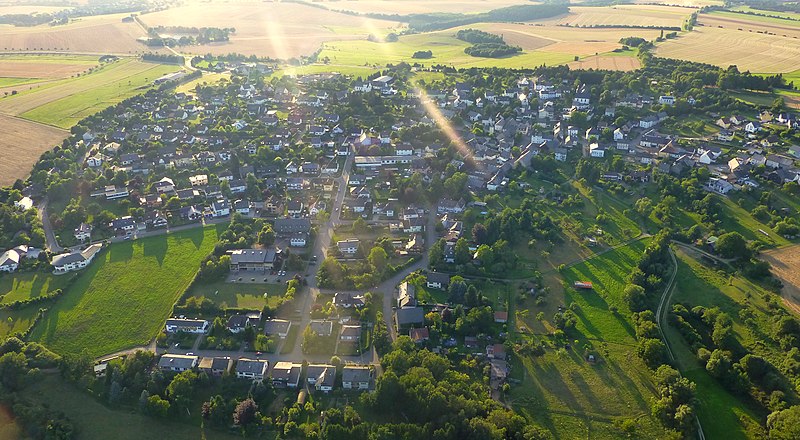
(0, 114, 68, 185)
(655, 12, 800, 72)
(761, 245, 800, 315)
(543, 5, 695, 28)
(139, 1, 402, 59)
(568, 54, 641, 71)
(0, 54, 98, 78)
(312, 0, 532, 15)
(0, 13, 149, 54)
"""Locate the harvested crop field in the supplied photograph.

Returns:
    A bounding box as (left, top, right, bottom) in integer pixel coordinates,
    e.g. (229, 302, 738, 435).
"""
(474, 23, 662, 55)
(761, 245, 800, 315)
(313, 0, 532, 15)
(568, 54, 641, 71)
(139, 1, 402, 58)
(0, 114, 67, 185)
(655, 12, 800, 72)
(543, 5, 695, 28)
(0, 13, 150, 55)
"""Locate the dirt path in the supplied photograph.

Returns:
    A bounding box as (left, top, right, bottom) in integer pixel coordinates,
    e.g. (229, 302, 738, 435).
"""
(761, 245, 800, 316)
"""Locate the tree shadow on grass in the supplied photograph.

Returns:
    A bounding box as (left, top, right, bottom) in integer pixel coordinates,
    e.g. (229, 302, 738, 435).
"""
(108, 242, 133, 263)
(142, 234, 167, 266)
(29, 274, 48, 298)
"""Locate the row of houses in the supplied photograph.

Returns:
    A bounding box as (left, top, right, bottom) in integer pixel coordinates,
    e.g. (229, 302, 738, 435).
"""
(156, 355, 372, 392)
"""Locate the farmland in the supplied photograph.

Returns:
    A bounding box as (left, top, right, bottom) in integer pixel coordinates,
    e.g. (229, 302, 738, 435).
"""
(567, 54, 640, 71)
(0, 13, 151, 55)
(314, 24, 660, 72)
(510, 239, 671, 438)
(30, 225, 223, 357)
(0, 114, 68, 185)
(655, 12, 800, 73)
(761, 245, 800, 315)
(312, 0, 534, 15)
(0, 58, 181, 128)
(543, 4, 695, 28)
(138, 1, 402, 59)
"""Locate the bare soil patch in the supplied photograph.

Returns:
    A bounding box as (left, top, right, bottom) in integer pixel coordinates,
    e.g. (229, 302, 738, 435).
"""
(0, 114, 67, 185)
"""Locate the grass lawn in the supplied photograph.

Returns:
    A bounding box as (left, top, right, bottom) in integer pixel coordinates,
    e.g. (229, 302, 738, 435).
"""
(17, 375, 240, 440)
(186, 280, 285, 310)
(30, 224, 223, 357)
(0, 271, 71, 304)
(684, 369, 766, 439)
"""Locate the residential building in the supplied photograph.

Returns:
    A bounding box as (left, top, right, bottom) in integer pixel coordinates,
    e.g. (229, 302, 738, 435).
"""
(271, 362, 302, 388)
(264, 319, 292, 338)
(342, 365, 371, 390)
(51, 244, 103, 273)
(229, 248, 279, 272)
(426, 272, 450, 290)
(199, 357, 232, 377)
(158, 354, 198, 372)
(306, 364, 336, 393)
(165, 318, 209, 334)
(0, 250, 20, 273)
(236, 359, 269, 381)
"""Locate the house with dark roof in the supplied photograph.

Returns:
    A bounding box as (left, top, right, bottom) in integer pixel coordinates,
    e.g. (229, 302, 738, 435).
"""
(264, 319, 292, 338)
(158, 354, 198, 372)
(236, 359, 269, 381)
(271, 362, 301, 388)
(342, 365, 372, 390)
(426, 272, 450, 290)
(306, 364, 336, 393)
(199, 356, 232, 377)
(229, 248, 279, 272)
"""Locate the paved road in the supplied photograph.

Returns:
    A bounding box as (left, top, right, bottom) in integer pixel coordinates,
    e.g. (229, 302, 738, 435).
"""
(38, 199, 63, 253)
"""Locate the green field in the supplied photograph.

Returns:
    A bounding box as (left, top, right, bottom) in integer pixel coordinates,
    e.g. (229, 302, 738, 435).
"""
(663, 248, 770, 438)
(30, 225, 223, 357)
(0, 54, 100, 64)
(19, 61, 180, 128)
(562, 238, 649, 341)
(314, 31, 574, 71)
(711, 9, 800, 25)
(0, 271, 71, 304)
(186, 280, 285, 310)
(0, 77, 40, 87)
(15, 375, 240, 440)
(0, 58, 180, 129)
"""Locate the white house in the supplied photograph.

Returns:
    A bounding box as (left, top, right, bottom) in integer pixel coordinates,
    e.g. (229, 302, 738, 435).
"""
(165, 318, 209, 334)
(158, 354, 198, 372)
(74, 223, 92, 242)
(342, 366, 371, 390)
(0, 249, 20, 273)
(337, 239, 360, 255)
(658, 95, 675, 106)
(705, 177, 735, 195)
(589, 143, 605, 158)
(51, 244, 103, 273)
